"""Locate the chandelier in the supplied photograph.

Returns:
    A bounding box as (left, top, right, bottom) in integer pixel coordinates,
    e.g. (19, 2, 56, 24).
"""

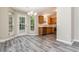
(27, 11, 37, 16)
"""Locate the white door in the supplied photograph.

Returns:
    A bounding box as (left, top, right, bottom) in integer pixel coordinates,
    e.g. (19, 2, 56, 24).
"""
(18, 15, 27, 36)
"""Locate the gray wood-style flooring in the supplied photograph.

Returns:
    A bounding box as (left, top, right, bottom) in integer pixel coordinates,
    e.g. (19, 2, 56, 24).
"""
(0, 34, 79, 52)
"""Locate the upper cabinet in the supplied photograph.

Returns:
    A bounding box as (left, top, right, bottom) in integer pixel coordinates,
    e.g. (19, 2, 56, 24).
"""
(38, 16, 44, 24)
(48, 17, 56, 25)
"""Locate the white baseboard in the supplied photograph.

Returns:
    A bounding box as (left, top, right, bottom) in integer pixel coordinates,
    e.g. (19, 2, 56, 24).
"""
(73, 39, 79, 42)
(0, 38, 10, 42)
(16, 33, 27, 36)
(0, 34, 26, 42)
(0, 33, 38, 42)
(57, 39, 73, 45)
(28, 34, 38, 35)
(0, 35, 16, 42)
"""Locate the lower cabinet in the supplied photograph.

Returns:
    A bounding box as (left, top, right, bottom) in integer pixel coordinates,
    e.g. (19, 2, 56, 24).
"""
(39, 27, 46, 35)
(39, 27, 56, 35)
(47, 27, 54, 34)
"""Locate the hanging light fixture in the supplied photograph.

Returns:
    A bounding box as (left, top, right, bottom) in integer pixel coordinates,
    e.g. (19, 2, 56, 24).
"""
(27, 11, 37, 16)
(34, 12, 37, 16)
(30, 11, 33, 15)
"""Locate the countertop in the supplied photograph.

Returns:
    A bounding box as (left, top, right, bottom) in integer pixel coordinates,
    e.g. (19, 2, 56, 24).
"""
(39, 24, 56, 27)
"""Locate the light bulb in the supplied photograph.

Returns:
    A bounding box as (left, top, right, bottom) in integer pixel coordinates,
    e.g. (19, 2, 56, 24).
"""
(34, 12, 37, 16)
(27, 12, 30, 15)
(30, 11, 33, 15)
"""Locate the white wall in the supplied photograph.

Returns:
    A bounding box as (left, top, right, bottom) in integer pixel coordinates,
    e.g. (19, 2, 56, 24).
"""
(0, 8, 9, 39)
(73, 7, 79, 42)
(57, 7, 72, 44)
(71, 7, 75, 41)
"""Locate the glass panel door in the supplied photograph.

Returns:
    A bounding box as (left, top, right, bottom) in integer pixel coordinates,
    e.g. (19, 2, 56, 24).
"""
(9, 15, 13, 32)
(19, 17, 25, 32)
(30, 15, 35, 31)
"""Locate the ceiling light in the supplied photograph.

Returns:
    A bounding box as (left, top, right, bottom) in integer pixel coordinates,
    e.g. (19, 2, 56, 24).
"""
(27, 12, 30, 15)
(27, 11, 37, 16)
(30, 11, 33, 15)
(34, 12, 37, 16)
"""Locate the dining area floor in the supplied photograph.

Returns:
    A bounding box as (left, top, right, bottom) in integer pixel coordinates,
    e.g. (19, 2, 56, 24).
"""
(0, 34, 79, 52)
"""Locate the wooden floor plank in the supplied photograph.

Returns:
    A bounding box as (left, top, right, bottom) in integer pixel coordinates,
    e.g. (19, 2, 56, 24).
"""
(0, 34, 79, 52)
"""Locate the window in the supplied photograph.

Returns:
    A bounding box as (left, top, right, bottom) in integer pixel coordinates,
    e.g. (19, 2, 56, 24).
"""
(9, 15, 13, 32)
(19, 17, 25, 31)
(30, 15, 35, 31)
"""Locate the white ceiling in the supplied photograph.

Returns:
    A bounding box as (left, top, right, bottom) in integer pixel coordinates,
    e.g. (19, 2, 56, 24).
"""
(12, 7, 56, 15)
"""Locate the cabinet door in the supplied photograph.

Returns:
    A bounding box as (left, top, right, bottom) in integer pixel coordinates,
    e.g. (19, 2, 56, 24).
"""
(43, 27, 47, 35)
(39, 27, 47, 35)
(48, 17, 56, 25)
(48, 18, 52, 25)
(38, 16, 44, 24)
(47, 27, 55, 34)
(51, 28, 55, 33)
(47, 27, 51, 34)
(39, 27, 43, 35)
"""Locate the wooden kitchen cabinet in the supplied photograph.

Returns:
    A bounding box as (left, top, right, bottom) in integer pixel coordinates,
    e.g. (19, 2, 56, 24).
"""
(39, 27, 47, 35)
(48, 17, 56, 25)
(39, 27, 56, 35)
(38, 16, 44, 24)
(47, 27, 55, 34)
(47, 27, 51, 34)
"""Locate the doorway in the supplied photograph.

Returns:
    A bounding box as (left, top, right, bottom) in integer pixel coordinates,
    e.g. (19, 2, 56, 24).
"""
(38, 7, 57, 40)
